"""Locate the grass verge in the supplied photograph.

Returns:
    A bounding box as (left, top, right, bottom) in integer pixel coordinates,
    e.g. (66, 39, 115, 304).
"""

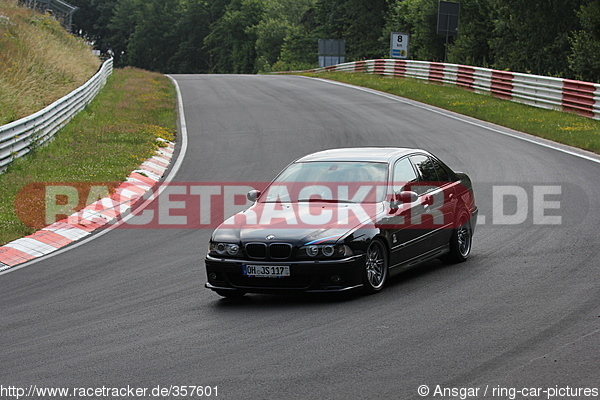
(0, 67, 177, 246)
(300, 72, 600, 155)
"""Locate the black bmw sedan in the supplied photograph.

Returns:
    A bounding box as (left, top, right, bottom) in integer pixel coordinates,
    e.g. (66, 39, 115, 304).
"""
(205, 147, 478, 297)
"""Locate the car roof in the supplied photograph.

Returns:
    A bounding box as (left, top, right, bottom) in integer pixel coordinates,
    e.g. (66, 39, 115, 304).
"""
(296, 147, 424, 163)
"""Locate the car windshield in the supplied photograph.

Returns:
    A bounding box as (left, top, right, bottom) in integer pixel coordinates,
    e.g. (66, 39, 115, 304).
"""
(261, 161, 388, 203)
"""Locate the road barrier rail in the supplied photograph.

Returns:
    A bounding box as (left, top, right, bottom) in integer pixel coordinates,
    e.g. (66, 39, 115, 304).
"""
(309, 59, 600, 120)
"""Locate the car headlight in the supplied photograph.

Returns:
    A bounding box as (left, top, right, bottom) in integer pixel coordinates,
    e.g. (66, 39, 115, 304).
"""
(298, 244, 353, 259)
(306, 245, 319, 257)
(209, 242, 242, 257)
(322, 245, 335, 257)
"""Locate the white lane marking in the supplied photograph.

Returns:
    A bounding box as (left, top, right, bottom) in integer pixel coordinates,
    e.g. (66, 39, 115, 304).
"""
(0, 76, 189, 276)
(307, 77, 600, 165)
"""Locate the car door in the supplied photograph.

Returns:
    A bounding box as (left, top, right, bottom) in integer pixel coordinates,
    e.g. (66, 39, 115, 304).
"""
(385, 156, 430, 267)
(409, 154, 458, 250)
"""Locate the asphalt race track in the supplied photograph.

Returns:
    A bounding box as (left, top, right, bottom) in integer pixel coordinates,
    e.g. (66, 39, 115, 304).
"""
(1, 75, 599, 399)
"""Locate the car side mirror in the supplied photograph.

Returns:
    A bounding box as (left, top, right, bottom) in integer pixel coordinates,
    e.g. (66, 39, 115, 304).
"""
(390, 190, 418, 210)
(247, 189, 262, 202)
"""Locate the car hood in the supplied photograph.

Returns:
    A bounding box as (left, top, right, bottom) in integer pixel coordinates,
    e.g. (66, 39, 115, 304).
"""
(212, 202, 385, 245)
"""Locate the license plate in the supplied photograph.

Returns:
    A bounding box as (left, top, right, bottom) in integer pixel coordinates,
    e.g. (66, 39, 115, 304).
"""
(243, 265, 290, 278)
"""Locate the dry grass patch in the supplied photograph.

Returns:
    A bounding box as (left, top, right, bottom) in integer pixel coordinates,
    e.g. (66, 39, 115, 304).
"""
(0, 0, 100, 124)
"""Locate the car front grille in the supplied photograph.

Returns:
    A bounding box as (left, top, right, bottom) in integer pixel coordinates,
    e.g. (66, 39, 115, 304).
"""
(269, 243, 292, 259)
(246, 243, 267, 259)
(245, 243, 292, 260)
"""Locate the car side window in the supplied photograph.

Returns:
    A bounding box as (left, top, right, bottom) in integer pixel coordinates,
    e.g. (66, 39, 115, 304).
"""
(409, 155, 440, 195)
(392, 157, 419, 192)
(410, 155, 438, 181)
(431, 157, 451, 182)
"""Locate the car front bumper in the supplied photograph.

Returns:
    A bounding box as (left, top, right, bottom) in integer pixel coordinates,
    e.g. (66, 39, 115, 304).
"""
(204, 254, 366, 294)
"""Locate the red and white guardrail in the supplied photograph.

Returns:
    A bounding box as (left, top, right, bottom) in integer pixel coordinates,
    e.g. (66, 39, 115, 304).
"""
(312, 59, 600, 119)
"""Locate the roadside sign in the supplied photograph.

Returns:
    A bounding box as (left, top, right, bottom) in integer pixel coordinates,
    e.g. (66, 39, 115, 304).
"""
(390, 32, 409, 59)
(318, 39, 346, 68)
(437, 1, 460, 36)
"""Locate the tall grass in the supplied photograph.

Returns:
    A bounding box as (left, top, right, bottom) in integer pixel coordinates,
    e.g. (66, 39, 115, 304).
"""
(0, 0, 100, 125)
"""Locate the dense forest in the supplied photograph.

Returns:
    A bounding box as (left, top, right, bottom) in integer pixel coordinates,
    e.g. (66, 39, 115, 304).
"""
(70, 0, 600, 82)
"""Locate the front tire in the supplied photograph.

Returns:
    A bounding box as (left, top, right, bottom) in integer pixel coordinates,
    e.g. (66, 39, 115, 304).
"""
(362, 239, 388, 294)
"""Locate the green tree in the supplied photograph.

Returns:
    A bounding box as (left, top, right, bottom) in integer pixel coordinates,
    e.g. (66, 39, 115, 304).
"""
(68, 0, 598, 79)
(569, 0, 600, 82)
(71, 0, 119, 56)
(167, 0, 213, 73)
(447, 0, 494, 66)
(204, 0, 264, 73)
(315, 0, 388, 60)
(108, 0, 140, 66)
(251, 0, 316, 71)
(124, 0, 181, 72)
(252, 17, 291, 71)
(489, 0, 584, 77)
(275, 23, 319, 71)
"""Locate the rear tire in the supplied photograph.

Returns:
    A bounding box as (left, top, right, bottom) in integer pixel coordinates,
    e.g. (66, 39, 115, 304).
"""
(443, 210, 473, 263)
(362, 239, 388, 294)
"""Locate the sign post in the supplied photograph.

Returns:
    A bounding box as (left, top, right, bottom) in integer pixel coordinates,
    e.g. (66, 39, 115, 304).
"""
(390, 32, 409, 59)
